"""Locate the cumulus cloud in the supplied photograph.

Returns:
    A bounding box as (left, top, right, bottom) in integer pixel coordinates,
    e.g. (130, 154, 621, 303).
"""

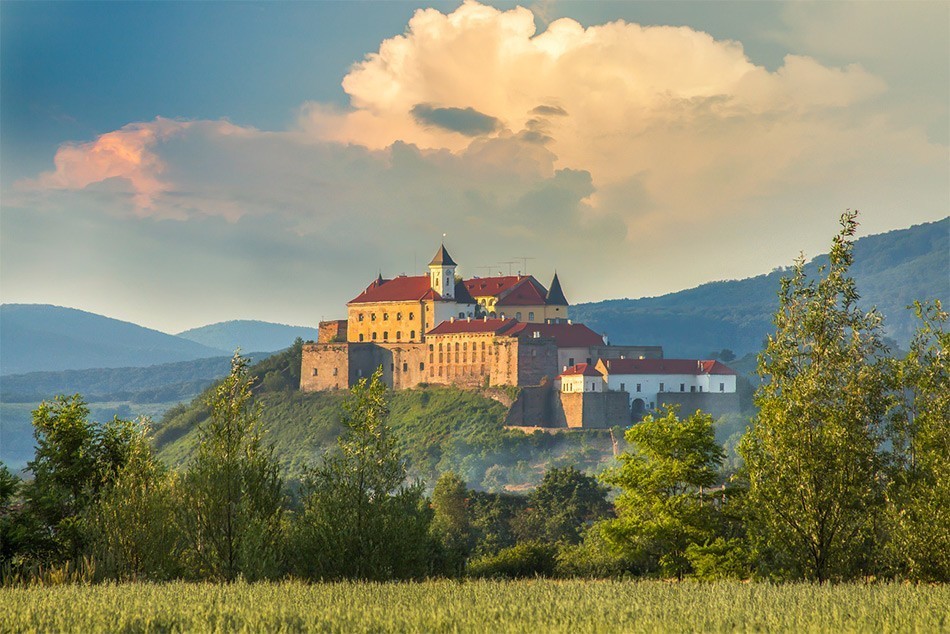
(7, 1, 947, 322)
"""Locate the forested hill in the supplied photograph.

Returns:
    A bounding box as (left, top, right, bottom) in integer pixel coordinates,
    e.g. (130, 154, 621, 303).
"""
(572, 218, 948, 358)
(0, 305, 228, 375)
(176, 320, 319, 354)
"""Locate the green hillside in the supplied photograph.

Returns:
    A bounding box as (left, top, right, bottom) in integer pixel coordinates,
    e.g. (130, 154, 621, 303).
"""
(154, 343, 617, 488)
(572, 218, 948, 357)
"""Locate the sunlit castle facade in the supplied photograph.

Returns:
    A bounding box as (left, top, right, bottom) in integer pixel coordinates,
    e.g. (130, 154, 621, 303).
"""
(301, 243, 661, 394)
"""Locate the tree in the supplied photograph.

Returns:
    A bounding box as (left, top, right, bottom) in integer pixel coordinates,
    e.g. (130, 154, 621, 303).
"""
(293, 367, 432, 580)
(429, 471, 473, 575)
(24, 395, 146, 563)
(739, 211, 891, 582)
(600, 405, 725, 578)
(181, 352, 285, 581)
(87, 419, 182, 581)
(886, 300, 950, 581)
(513, 466, 610, 545)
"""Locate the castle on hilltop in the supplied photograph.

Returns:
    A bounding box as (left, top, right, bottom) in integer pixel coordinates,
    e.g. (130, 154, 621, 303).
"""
(301, 243, 738, 428)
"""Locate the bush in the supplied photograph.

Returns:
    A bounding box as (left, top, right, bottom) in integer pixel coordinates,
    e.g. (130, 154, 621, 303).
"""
(685, 538, 752, 581)
(466, 541, 557, 578)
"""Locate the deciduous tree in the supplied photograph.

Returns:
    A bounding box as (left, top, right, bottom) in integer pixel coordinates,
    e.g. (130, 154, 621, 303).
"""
(739, 210, 890, 582)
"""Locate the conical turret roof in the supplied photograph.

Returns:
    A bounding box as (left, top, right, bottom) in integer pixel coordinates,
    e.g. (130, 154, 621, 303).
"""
(429, 243, 457, 267)
(546, 272, 568, 305)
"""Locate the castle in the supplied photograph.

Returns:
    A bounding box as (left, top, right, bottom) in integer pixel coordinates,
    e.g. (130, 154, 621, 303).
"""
(300, 244, 738, 428)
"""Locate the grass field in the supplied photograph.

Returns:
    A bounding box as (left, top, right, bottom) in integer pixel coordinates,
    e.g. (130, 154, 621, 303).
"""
(2, 579, 947, 633)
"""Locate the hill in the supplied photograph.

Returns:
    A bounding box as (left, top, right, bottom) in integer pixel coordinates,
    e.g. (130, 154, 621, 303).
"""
(0, 355, 270, 404)
(154, 344, 616, 488)
(176, 320, 319, 354)
(572, 218, 948, 357)
(0, 305, 228, 375)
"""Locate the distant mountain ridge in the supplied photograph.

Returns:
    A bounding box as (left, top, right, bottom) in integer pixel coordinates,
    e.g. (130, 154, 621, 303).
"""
(572, 218, 949, 358)
(0, 305, 228, 375)
(177, 320, 319, 355)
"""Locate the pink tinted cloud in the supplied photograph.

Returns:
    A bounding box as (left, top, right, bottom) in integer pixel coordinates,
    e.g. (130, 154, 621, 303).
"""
(23, 118, 190, 211)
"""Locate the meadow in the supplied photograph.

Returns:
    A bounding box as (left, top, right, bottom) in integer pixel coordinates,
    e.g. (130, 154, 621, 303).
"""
(2, 579, 947, 633)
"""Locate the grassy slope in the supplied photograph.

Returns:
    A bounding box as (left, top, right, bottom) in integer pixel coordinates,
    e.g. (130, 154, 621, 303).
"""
(154, 345, 617, 487)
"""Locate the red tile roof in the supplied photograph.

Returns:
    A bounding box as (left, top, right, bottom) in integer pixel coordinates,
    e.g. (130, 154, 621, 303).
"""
(463, 275, 551, 306)
(507, 322, 605, 347)
(426, 318, 518, 336)
(348, 275, 436, 304)
(558, 363, 603, 378)
(349, 275, 476, 305)
(600, 359, 737, 376)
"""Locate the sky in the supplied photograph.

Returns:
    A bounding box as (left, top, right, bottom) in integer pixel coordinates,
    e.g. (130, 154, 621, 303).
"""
(2, 1, 948, 334)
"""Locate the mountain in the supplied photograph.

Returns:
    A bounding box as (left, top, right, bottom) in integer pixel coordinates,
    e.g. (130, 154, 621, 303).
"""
(572, 218, 949, 358)
(0, 305, 228, 375)
(176, 320, 319, 354)
(0, 355, 269, 404)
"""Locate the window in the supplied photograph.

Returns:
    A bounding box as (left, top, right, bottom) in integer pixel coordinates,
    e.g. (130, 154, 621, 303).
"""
(383, 331, 389, 340)
(371, 313, 376, 321)
(481, 341, 486, 349)
(410, 330, 415, 339)
(586, 358, 592, 365)
(620, 383, 625, 391)
(568, 357, 575, 366)
(402, 362, 408, 372)
(690, 386, 696, 392)
(699, 386, 703, 392)
(396, 332, 401, 340)
(430, 353, 434, 363)
(636, 383, 641, 392)
(516, 312, 522, 320)
(429, 344, 434, 351)
(333, 368, 338, 376)
(680, 383, 685, 392)
(419, 362, 424, 371)
(455, 343, 460, 351)
(409, 312, 414, 320)
(439, 343, 443, 351)
(720, 382, 725, 392)
(659, 382, 664, 392)
(312, 368, 318, 376)
(383, 313, 389, 321)
(463, 342, 467, 350)
(359, 334, 364, 342)
(528, 312, 534, 321)
(459, 312, 465, 318)
(372, 332, 377, 340)
(396, 312, 402, 320)
(358, 313, 364, 322)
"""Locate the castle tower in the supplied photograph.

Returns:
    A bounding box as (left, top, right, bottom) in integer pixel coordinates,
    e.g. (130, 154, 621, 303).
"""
(428, 243, 457, 300)
(546, 272, 568, 306)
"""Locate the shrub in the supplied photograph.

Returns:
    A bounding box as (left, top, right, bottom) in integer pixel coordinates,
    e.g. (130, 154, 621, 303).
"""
(466, 541, 557, 578)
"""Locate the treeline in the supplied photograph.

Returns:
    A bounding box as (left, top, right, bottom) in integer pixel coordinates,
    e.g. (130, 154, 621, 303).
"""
(1, 212, 947, 584)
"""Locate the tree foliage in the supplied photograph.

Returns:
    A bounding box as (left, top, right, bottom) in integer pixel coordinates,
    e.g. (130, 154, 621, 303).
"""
(739, 211, 891, 582)
(886, 300, 950, 581)
(292, 367, 432, 580)
(513, 466, 610, 546)
(180, 353, 285, 581)
(600, 405, 725, 578)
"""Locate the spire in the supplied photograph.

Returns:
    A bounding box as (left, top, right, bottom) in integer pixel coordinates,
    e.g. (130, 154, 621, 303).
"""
(546, 272, 568, 305)
(429, 243, 457, 267)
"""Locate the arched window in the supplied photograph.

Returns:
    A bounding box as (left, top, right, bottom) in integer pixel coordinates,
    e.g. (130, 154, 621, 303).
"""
(410, 330, 416, 339)
(409, 312, 414, 320)
(396, 312, 402, 320)
(396, 332, 401, 340)
(383, 331, 389, 340)
(383, 313, 389, 321)
(372, 332, 377, 340)
(528, 312, 534, 321)
(359, 334, 364, 342)
(371, 313, 376, 321)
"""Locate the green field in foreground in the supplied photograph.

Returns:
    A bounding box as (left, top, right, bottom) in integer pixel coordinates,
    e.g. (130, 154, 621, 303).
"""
(2, 579, 947, 633)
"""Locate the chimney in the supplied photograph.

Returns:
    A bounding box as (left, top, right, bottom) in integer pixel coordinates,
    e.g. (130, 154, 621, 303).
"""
(450, 316, 455, 323)
(483, 316, 487, 322)
(568, 319, 572, 325)
(467, 316, 471, 322)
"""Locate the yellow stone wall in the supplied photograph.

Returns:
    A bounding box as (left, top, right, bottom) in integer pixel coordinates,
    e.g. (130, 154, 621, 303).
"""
(347, 301, 427, 344)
